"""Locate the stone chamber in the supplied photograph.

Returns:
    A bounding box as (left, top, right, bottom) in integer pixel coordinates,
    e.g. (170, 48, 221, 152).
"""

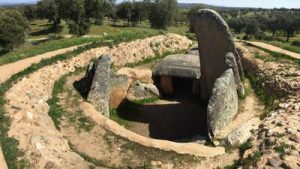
(75, 9, 247, 144)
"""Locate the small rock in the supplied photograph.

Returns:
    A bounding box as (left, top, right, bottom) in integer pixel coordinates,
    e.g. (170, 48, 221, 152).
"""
(44, 161, 56, 169)
(27, 112, 33, 120)
(267, 129, 275, 136)
(213, 140, 220, 146)
(286, 128, 296, 134)
(11, 106, 22, 110)
(151, 161, 162, 167)
(266, 137, 276, 146)
(258, 131, 266, 140)
(289, 134, 300, 143)
(268, 156, 283, 167)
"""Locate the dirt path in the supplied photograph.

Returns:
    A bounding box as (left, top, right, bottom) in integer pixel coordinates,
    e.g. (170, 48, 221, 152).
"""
(247, 41, 300, 59)
(0, 44, 85, 84)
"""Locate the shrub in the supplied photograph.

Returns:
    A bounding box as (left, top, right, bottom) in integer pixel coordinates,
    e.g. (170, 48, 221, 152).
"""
(147, 0, 177, 29)
(0, 9, 29, 53)
(291, 40, 300, 46)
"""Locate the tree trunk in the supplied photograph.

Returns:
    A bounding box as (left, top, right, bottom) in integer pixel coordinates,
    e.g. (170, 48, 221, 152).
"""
(286, 32, 290, 42)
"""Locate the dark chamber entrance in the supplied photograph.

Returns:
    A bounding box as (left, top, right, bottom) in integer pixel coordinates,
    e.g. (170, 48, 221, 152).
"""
(117, 77, 208, 142)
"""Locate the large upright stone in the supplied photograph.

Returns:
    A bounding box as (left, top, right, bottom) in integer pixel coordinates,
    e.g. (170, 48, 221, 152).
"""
(87, 55, 111, 117)
(207, 69, 238, 137)
(193, 9, 244, 100)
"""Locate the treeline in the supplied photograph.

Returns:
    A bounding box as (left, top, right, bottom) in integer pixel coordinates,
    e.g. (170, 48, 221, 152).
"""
(0, 0, 185, 52)
(1, 1, 300, 53)
(225, 8, 300, 42)
(187, 6, 300, 42)
(22, 0, 185, 32)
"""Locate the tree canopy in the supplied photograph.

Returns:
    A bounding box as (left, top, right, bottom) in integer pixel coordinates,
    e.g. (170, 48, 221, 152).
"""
(0, 9, 29, 52)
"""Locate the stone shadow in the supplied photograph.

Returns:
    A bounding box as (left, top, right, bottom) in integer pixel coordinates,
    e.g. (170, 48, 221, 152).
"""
(117, 79, 208, 141)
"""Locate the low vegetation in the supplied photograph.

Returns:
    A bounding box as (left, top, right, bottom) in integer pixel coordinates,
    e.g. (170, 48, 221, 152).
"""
(48, 75, 67, 129)
(0, 37, 99, 66)
(267, 40, 300, 54)
(247, 73, 277, 119)
(246, 42, 300, 67)
(225, 144, 263, 169)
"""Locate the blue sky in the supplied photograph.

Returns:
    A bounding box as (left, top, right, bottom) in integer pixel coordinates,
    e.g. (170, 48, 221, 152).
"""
(2, 0, 300, 8)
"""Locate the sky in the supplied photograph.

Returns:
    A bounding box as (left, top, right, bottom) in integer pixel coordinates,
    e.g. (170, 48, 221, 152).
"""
(1, 0, 300, 8)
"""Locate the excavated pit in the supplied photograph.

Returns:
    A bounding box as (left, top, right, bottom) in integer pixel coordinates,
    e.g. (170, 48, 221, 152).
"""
(117, 77, 208, 141)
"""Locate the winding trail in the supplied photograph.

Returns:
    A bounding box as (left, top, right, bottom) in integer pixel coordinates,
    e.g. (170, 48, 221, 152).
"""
(247, 41, 300, 59)
(0, 44, 85, 84)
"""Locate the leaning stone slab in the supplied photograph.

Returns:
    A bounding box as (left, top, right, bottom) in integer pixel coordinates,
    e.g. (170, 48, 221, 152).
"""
(109, 74, 130, 109)
(226, 118, 260, 146)
(87, 55, 111, 117)
(152, 54, 201, 79)
(207, 69, 238, 137)
(193, 9, 244, 100)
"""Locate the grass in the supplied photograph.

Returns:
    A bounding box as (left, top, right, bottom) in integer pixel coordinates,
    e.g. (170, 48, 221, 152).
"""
(110, 108, 133, 128)
(0, 30, 161, 169)
(132, 97, 159, 105)
(49, 67, 97, 132)
(224, 150, 263, 169)
(109, 97, 158, 128)
(239, 141, 252, 155)
(274, 143, 289, 155)
(68, 142, 111, 168)
(47, 75, 67, 130)
(238, 78, 252, 100)
(247, 73, 277, 119)
(125, 49, 188, 68)
(245, 42, 300, 67)
(29, 19, 190, 38)
(0, 37, 100, 66)
(0, 17, 192, 66)
(266, 40, 300, 54)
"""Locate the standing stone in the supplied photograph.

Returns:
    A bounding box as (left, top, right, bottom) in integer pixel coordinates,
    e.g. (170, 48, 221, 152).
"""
(193, 9, 244, 100)
(87, 55, 111, 117)
(207, 69, 238, 137)
(160, 76, 173, 95)
(109, 74, 130, 109)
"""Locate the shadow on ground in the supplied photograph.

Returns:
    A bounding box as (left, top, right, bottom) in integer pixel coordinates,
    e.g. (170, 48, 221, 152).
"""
(117, 87, 208, 141)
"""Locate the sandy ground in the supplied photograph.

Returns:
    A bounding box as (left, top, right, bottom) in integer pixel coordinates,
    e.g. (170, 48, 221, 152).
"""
(0, 44, 84, 84)
(247, 41, 300, 59)
(0, 147, 8, 169)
